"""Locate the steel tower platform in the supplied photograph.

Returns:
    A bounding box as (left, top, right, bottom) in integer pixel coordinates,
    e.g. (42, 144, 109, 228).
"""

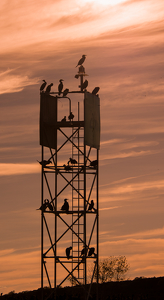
(38, 65, 100, 300)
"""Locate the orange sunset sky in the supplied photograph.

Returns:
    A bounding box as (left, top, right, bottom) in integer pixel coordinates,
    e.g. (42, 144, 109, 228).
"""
(0, 0, 164, 294)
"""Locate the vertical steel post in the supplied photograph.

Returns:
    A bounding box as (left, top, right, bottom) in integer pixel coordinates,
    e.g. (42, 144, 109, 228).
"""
(84, 98, 87, 288)
(96, 148, 99, 300)
(41, 146, 44, 300)
(54, 100, 58, 299)
(80, 75, 84, 92)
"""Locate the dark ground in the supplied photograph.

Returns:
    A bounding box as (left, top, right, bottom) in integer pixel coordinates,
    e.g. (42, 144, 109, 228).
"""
(1, 277, 164, 300)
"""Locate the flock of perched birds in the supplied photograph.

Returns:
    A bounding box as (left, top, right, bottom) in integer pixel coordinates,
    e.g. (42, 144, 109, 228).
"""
(37, 197, 95, 213)
(40, 55, 100, 96)
(40, 79, 66, 95)
(65, 245, 96, 260)
(37, 158, 98, 169)
(61, 111, 74, 122)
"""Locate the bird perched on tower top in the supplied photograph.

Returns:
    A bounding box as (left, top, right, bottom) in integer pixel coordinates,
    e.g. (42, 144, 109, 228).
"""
(45, 83, 53, 94)
(76, 55, 86, 67)
(63, 88, 69, 97)
(40, 80, 47, 92)
(81, 80, 88, 91)
(92, 87, 100, 95)
(58, 79, 64, 95)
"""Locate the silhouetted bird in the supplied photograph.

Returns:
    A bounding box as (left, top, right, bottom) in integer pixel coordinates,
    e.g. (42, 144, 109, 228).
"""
(68, 158, 77, 165)
(90, 160, 98, 168)
(81, 246, 88, 257)
(37, 199, 49, 211)
(68, 111, 74, 121)
(45, 83, 53, 94)
(61, 116, 66, 122)
(63, 164, 73, 171)
(92, 87, 100, 95)
(47, 201, 53, 211)
(75, 74, 79, 79)
(81, 80, 88, 90)
(76, 55, 86, 67)
(66, 246, 72, 259)
(58, 79, 64, 95)
(37, 159, 52, 167)
(88, 200, 94, 211)
(40, 80, 47, 92)
(61, 199, 69, 212)
(88, 247, 95, 257)
(63, 88, 69, 97)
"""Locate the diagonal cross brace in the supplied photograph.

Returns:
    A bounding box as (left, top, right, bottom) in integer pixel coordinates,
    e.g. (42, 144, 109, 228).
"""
(49, 128, 80, 160)
(44, 213, 83, 256)
(57, 214, 86, 245)
(57, 260, 85, 288)
(46, 168, 83, 206)
(43, 215, 55, 256)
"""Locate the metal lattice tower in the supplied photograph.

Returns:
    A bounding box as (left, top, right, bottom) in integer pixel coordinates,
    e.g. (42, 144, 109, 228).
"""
(38, 65, 100, 300)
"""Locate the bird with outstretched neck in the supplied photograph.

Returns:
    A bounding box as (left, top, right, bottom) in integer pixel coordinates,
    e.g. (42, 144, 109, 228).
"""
(76, 55, 86, 67)
(40, 80, 47, 92)
(58, 79, 64, 95)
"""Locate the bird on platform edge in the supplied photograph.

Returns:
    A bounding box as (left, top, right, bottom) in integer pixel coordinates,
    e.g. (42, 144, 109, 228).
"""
(45, 83, 53, 94)
(58, 79, 64, 95)
(40, 80, 47, 92)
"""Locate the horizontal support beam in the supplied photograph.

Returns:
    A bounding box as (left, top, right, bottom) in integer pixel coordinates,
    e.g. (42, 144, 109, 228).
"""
(43, 210, 97, 214)
(57, 121, 84, 128)
(43, 256, 96, 260)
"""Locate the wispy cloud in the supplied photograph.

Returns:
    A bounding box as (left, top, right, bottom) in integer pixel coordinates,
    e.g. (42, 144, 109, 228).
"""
(100, 149, 161, 161)
(0, 69, 39, 94)
(99, 206, 122, 211)
(0, 248, 40, 293)
(0, 0, 163, 54)
(0, 163, 40, 176)
(108, 179, 164, 195)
